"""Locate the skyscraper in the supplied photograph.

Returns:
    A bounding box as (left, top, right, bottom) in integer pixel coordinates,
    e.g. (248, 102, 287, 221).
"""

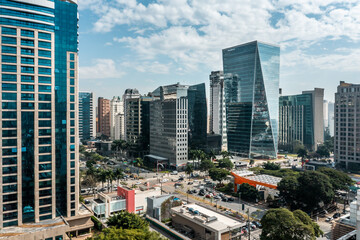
(279, 88, 324, 151)
(0, 0, 92, 235)
(79, 91, 96, 141)
(122, 88, 140, 141)
(328, 101, 335, 136)
(334, 81, 360, 170)
(209, 71, 227, 150)
(97, 97, 110, 138)
(110, 96, 123, 140)
(149, 83, 207, 169)
(222, 41, 280, 159)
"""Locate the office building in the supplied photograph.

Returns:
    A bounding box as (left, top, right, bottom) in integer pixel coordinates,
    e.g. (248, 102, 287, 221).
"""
(110, 96, 123, 140)
(122, 89, 140, 141)
(324, 100, 329, 133)
(0, 0, 93, 238)
(97, 97, 110, 138)
(222, 41, 280, 159)
(125, 96, 152, 157)
(334, 81, 360, 170)
(149, 83, 207, 169)
(209, 71, 227, 150)
(114, 113, 125, 140)
(79, 91, 96, 141)
(328, 101, 335, 136)
(279, 88, 324, 151)
(171, 204, 242, 240)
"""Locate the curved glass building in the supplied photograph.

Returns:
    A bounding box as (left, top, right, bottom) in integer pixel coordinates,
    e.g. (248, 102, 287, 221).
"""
(0, 0, 79, 229)
(223, 41, 280, 159)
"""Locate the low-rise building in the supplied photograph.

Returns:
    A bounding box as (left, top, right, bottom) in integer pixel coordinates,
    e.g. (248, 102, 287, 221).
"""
(171, 204, 243, 240)
(147, 195, 172, 221)
(91, 193, 126, 219)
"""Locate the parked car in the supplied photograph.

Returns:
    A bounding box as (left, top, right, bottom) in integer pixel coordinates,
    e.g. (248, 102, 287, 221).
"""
(325, 217, 334, 222)
(252, 221, 262, 228)
(222, 197, 228, 202)
(135, 181, 142, 185)
(199, 192, 205, 196)
(192, 189, 197, 194)
(171, 171, 178, 175)
(84, 199, 91, 204)
(188, 182, 193, 185)
(178, 177, 184, 181)
(187, 190, 193, 194)
(333, 213, 341, 218)
(228, 197, 235, 202)
(214, 195, 222, 200)
(160, 179, 169, 183)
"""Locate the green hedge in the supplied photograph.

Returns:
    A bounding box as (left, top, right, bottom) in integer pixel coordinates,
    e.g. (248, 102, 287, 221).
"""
(91, 216, 103, 231)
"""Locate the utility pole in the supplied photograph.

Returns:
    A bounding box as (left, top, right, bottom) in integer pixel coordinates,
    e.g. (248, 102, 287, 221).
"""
(247, 208, 251, 240)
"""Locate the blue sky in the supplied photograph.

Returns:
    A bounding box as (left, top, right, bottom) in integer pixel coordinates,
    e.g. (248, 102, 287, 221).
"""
(78, 0, 360, 102)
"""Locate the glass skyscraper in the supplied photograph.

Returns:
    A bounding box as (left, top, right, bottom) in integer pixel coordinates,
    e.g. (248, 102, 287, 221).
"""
(0, 0, 79, 228)
(79, 91, 95, 141)
(222, 41, 280, 159)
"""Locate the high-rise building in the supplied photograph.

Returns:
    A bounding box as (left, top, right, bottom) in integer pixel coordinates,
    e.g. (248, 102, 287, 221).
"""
(209, 71, 227, 150)
(79, 91, 96, 141)
(334, 81, 360, 170)
(110, 96, 123, 140)
(125, 96, 152, 157)
(279, 88, 324, 151)
(149, 83, 207, 169)
(222, 41, 280, 159)
(122, 89, 140, 141)
(328, 101, 335, 136)
(114, 113, 125, 141)
(97, 97, 110, 138)
(0, 0, 93, 237)
(324, 100, 329, 131)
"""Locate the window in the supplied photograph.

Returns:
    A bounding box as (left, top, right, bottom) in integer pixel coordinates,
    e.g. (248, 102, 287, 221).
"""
(39, 181, 51, 188)
(3, 111, 17, 119)
(2, 64, 17, 73)
(70, 78, 75, 85)
(39, 129, 51, 136)
(21, 57, 34, 65)
(39, 41, 51, 49)
(21, 66, 34, 73)
(21, 39, 34, 47)
(2, 83, 17, 91)
(39, 120, 51, 127)
(70, 62, 75, 69)
(21, 102, 34, 109)
(39, 94, 51, 101)
(2, 55, 17, 63)
(39, 138, 51, 145)
(38, 50, 51, 58)
(70, 53, 75, 60)
(2, 36, 16, 45)
(70, 70, 75, 77)
(39, 171, 51, 179)
(2, 74, 17, 81)
(2, 27, 17, 35)
(2, 92, 17, 100)
(39, 85, 51, 92)
(38, 32, 51, 40)
(39, 155, 51, 162)
(39, 103, 51, 110)
(3, 121, 17, 128)
(39, 58, 51, 66)
(21, 93, 34, 100)
(70, 95, 75, 102)
(3, 139, 17, 147)
(39, 76, 51, 83)
(2, 102, 17, 109)
(3, 130, 17, 137)
(21, 48, 34, 55)
(39, 197, 51, 205)
(21, 75, 34, 82)
(21, 29, 34, 38)
(3, 184, 17, 193)
(2, 46, 16, 54)
(39, 112, 51, 118)
(21, 84, 34, 92)
(39, 189, 52, 197)
(39, 67, 51, 75)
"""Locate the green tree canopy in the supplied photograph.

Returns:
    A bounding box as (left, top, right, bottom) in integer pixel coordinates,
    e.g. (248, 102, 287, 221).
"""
(316, 145, 330, 158)
(318, 167, 354, 191)
(218, 158, 234, 170)
(208, 168, 229, 183)
(106, 211, 149, 230)
(87, 227, 164, 240)
(185, 164, 194, 176)
(260, 208, 323, 240)
(200, 159, 215, 172)
(263, 161, 280, 170)
(297, 148, 308, 160)
(238, 183, 259, 201)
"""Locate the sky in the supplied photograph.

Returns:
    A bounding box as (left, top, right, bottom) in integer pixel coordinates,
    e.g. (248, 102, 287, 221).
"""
(78, 0, 360, 102)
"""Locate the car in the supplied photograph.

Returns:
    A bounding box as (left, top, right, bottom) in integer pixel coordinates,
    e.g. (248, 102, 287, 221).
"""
(242, 227, 248, 234)
(333, 213, 341, 218)
(187, 190, 193, 194)
(160, 179, 169, 183)
(228, 197, 234, 202)
(325, 217, 334, 222)
(198, 192, 205, 196)
(222, 197, 228, 202)
(224, 210, 232, 215)
(187, 182, 193, 185)
(192, 189, 197, 194)
(252, 221, 262, 228)
(178, 177, 184, 181)
(84, 199, 91, 204)
(214, 195, 222, 200)
(205, 194, 213, 198)
(81, 189, 86, 194)
(171, 171, 178, 175)
(249, 223, 256, 230)
(135, 181, 142, 185)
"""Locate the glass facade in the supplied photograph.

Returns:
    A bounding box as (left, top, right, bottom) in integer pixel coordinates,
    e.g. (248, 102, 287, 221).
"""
(223, 41, 280, 159)
(0, 0, 78, 227)
(79, 92, 95, 141)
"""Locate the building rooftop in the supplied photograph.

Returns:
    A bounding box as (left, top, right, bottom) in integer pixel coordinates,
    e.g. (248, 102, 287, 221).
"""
(245, 174, 282, 186)
(232, 170, 254, 177)
(171, 204, 242, 232)
(0, 218, 67, 239)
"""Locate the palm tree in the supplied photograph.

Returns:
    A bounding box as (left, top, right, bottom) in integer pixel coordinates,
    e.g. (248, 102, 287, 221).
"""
(113, 168, 124, 186)
(189, 149, 206, 169)
(221, 151, 231, 159)
(297, 148, 308, 168)
(209, 150, 217, 162)
(97, 169, 107, 189)
(185, 164, 194, 179)
(106, 169, 114, 192)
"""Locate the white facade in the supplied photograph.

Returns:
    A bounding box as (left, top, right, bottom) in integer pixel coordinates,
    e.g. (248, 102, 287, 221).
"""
(328, 101, 335, 136)
(110, 96, 123, 140)
(323, 100, 329, 131)
(114, 113, 125, 140)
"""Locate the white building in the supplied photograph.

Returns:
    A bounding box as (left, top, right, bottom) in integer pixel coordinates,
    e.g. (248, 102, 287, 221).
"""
(110, 96, 123, 140)
(114, 113, 125, 140)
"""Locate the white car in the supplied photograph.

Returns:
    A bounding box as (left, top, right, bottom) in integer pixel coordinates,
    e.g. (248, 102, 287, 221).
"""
(171, 171, 178, 175)
(160, 179, 169, 183)
(135, 181, 142, 185)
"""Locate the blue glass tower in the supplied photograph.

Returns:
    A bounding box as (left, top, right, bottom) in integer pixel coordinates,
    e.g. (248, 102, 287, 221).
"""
(222, 41, 280, 159)
(0, 0, 79, 228)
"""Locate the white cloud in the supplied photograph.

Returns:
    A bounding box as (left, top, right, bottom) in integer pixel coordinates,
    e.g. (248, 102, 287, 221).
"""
(80, 59, 124, 79)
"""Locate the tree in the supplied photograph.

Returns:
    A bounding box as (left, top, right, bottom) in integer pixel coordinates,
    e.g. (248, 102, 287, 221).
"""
(105, 169, 114, 192)
(113, 168, 124, 185)
(277, 176, 299, 209)
(200, 159, 214, 172)
(263, 161, 280, 170)
(87, 227, 164, 240)
(185, 164, 194, 178)
(218, 158, 234, 170)
(318, 167, 354, 191)
(81, 174, 97, 194)
(86, 159, 96, 169)
(135, 157, 143, 168)
(238, 183, 259, 201)
(97, 169, 107, 188)
(293, 140, 305, 154)
(106, 211, 149, 230)
(208, 168, 229, 184)
(260, 208, 323, 240)
(297, 148, 308, 167)
(208, 150, 217, 161)
(220, 150, 231, 159)
(316, 145, 330, 158)
(189, 149, 206, 168)
(249, 159, 255, 166)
